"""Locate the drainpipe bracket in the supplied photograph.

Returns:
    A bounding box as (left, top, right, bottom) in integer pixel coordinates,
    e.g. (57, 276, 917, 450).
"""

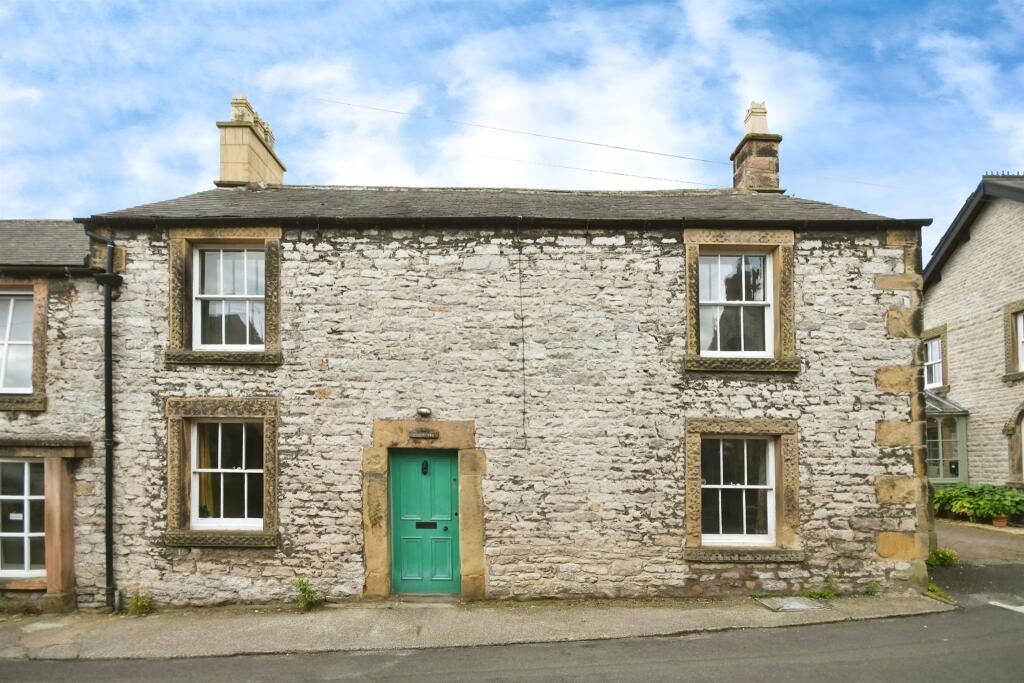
(94, 273, 123, 287)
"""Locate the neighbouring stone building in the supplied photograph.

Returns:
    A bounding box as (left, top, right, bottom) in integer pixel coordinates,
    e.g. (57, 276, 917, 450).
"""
(921, 175, 1024, 487)
(1, 98, 933, 609)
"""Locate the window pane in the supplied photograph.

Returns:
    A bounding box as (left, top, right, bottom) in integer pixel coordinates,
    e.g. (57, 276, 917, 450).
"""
(940, 418, 957, 442)
(1, 537, 24, 571)
(221, 423, 244, 470)
(9, 298, 33, 342)
(721, 439, 745, 485)
(248, 474, 264, 519)
(701, 488, 719, 534)
(0, 298, 9, 342)
(197, 473, 220, 518)
(221, 250, 245, 295)
(248, 301, 265, 346)
(924, 364, 938, 387)
(743, 255, 766, 302)
(945, 460, 959, 479)
(245, 423, 264, 470)
(3, 345, 32, 389)
(719, 256, 742, 301)
(247, 251, 265, 295)
(200, 300, 224, 345)
(223, 474, 245, 518)
(2, 500, 24, 533)
(742, 307, 765, 352)
(717, 307, 742, 352)
(29, 537, 45, 571)
(926, 460, 940, 478)
(720, 489, 744, 534)
(224, 301, 247, 345)
(926, 419, 938, 442)
(699, 305, 721, 352)
(699, 256, 718, 301)
(1, 462, 24, 496)
(196, 423, 218, 469)
(745, 489, 769, 535)
(700, 439, 721, 485)
(29, 500, 44, 533)
(747, 440, 768, 485)
(200, 250, 220, 295)
(29, 462, 43, 496)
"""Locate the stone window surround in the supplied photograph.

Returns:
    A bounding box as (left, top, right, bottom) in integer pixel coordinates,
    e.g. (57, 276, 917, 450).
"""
(361, 419, 486, 599)
(1003, 300, 1024, 384)
(0, 438, 89, 611)
(166, 227, 282, 366)
(683, 229, 799, 374)
(0, 279, 47, 412)
(683, 418, 803, 563)
(921, 324, 950, 395)
(1005, 401, 1024, 485)
(164, 397, 279, 548)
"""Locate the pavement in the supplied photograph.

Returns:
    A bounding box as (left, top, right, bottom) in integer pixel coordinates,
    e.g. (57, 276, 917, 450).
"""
(934, 518, 1024, 564)
(0, 593, 951, 661)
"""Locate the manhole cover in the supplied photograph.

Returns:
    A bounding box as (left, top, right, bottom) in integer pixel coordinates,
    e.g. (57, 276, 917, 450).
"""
(754, 596, 829, 612)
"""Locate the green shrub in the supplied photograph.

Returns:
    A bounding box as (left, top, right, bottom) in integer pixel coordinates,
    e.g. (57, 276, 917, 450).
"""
(926, 548, 960, 568)
(864, 580, 882, 597)
(933, 484, 1024, 522)
(125, 590, 153, 616)
(293, 578, 324, 611)
(803, 573, 838, 600)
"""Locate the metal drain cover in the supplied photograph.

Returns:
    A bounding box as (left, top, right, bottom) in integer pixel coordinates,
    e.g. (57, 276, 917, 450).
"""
(754, 596, 829, 612)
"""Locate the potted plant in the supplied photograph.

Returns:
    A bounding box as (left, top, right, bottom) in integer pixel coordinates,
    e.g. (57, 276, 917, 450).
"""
(933, 484, 1024, 526)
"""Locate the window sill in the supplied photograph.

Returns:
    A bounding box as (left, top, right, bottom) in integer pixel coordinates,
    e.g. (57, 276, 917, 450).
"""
(164, 349, 282, 366)
(165, 530, 278, 548)
(682, 547, 805, 563)
(0, 393, 46, 412)
(0, 577, 47, 590)
(684, 355, 800, 374)
(1002, 371, 1024, 385)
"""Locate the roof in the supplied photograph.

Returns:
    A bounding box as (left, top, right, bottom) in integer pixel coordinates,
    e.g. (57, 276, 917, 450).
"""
(0, 220, 91, 268)
(925, 391, 969, 416)
(86, 185, 930, 229)
(924, 174, 1024, 287)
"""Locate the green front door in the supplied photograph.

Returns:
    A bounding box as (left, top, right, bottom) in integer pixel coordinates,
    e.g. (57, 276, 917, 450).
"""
(390, 450, 461, 594)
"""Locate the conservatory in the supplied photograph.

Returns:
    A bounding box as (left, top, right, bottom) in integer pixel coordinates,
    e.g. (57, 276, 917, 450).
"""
(925, 391, 969, 484)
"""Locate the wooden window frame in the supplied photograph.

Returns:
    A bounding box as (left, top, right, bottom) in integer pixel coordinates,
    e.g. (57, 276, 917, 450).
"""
(164, 397, 279, 548)
(165, 227, 281, 366)
(683, 418, 803, 563)
(683, 229, 798, 373)
(0, 459, 46, 578)
(697, 252, 774, 358)
(925, 415, 967, 484)
(1004, 300, 1024, 383)
(189, 420, 265, 531)
(191, 245, 267, 352)
(699, 436, 776, 547)
(921, 325, 949, 394)
(0, 280, 46, 412)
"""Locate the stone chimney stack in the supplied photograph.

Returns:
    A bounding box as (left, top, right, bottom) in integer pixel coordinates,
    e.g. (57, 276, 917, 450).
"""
(730, 101, 783, 192)
(215, 96, 287, 187)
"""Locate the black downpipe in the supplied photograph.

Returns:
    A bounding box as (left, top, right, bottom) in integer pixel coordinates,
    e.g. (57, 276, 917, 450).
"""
(85, 230, 122, 610)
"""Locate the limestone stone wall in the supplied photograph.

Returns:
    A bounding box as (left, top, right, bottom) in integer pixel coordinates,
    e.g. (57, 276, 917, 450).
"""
(0, 277, 107, 606)
(85, 225, 923, 607)
(924, 197, 1024, 484)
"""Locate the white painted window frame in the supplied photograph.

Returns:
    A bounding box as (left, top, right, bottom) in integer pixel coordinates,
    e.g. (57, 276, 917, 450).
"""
(1017, 312, 1024, 372)
(701, 436, 776, 547)
(191, 245, 266, 352)
(0, 292, 33, 394)
(0, 459, 46, 578)
(698, 253, 774, 358)
(923, 337, 943, 389)
(190, 420, 264, 531)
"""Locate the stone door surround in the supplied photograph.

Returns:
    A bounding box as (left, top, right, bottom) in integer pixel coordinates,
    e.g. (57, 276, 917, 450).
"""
(361, 419, 486, 599)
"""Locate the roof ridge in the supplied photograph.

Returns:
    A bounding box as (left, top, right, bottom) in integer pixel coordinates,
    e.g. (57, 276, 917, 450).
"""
(252, 184, 743, 197)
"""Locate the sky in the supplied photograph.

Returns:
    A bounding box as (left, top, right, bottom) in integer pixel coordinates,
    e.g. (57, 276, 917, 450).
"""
(2, 1, 1023, 260)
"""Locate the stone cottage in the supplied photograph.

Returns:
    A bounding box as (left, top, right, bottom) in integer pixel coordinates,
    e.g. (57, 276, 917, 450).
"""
(921, 175, 1024, 487)
(1, 98, 933, 609)
(0, 220, 106, 610)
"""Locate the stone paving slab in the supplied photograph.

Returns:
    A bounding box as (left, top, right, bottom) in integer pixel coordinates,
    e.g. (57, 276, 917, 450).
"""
(0, 595, 953, 660)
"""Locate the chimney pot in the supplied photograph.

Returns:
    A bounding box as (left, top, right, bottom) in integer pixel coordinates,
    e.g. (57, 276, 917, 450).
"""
(730, 101, 783, 193)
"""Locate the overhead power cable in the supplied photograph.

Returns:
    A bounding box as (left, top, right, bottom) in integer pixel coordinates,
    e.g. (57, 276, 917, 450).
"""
(474, 154, 719, 187)
(313, 96, 901, 190)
